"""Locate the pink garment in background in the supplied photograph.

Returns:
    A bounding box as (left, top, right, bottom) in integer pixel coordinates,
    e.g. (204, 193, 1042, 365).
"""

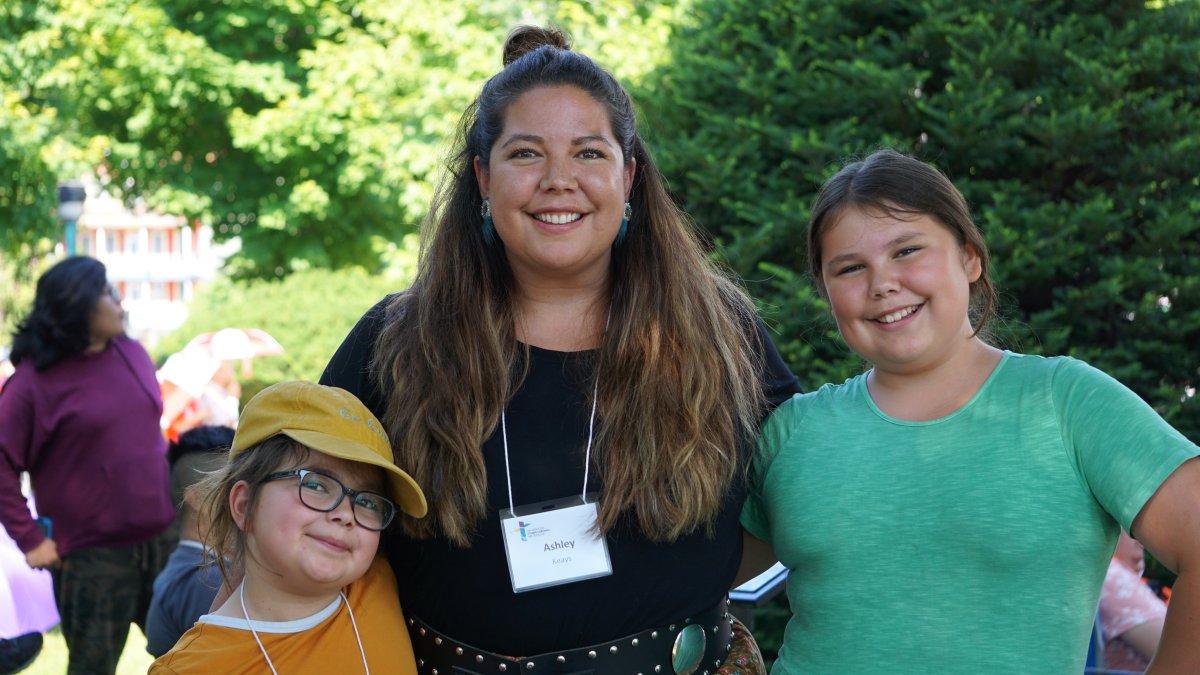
(0, 535, 59, 637)
(0, 496, 59, 637)
(1099, 558, 1167, 671)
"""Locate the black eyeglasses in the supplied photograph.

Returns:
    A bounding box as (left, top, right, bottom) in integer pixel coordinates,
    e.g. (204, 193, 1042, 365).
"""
(104, 283, 121, 301)
(261, 469, 396, 531)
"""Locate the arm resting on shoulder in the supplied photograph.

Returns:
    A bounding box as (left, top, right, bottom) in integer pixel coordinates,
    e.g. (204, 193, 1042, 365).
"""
(1131, 456, 1200, 674)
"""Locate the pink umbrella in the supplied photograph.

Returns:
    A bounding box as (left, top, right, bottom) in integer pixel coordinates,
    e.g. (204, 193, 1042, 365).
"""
(183, 328, 285, 360)
(183, 328, 285, 377)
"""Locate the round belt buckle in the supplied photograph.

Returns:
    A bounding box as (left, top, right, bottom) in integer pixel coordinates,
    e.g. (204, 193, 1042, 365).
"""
(671, 624, 706, 675)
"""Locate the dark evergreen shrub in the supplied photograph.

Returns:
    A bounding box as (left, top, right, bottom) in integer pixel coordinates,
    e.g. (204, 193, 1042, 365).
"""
(642, 0, 1199, 440)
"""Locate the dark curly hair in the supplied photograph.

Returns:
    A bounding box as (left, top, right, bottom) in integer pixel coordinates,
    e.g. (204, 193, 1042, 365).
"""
(11, 257, 109, 371)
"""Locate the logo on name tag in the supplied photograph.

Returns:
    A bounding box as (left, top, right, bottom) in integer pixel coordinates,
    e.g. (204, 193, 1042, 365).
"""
(515, 520, 550, 541)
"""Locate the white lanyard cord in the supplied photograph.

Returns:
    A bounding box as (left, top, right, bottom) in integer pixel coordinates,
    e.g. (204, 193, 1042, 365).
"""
(501, 409, 514, 513)
(501, 378, 599, 513)
(581, 381, 597, 503)
(240, 581, 278, 675)
(344, 590, 370, 674)
(240, 581, 369, 675)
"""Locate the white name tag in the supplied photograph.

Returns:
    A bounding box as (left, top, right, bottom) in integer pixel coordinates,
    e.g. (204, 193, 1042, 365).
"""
(499, 494, 613, 593)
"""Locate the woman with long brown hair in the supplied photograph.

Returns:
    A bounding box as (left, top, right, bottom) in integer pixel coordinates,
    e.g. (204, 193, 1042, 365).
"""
(322, 25, 799, 673)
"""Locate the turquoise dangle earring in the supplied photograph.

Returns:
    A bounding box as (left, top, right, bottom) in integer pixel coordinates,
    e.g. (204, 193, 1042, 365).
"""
(480, 197, 496, 246)
(615, 201, 631, 245)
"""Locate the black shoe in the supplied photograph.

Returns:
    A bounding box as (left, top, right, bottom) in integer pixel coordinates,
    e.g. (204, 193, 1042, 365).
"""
(0, 632, 42, 674)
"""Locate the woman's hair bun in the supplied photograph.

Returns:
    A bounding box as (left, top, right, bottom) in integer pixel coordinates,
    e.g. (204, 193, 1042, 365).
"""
(502, 25, 571, 66)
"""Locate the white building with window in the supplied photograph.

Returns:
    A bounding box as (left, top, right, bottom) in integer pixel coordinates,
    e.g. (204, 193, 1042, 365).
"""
(73, 187, 237, 347)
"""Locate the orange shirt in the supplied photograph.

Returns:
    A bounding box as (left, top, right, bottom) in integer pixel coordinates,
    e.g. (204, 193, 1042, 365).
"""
(151, 557, 415, 674)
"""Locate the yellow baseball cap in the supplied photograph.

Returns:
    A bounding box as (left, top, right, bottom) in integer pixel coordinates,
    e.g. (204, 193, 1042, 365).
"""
(231, 381, 427, 518)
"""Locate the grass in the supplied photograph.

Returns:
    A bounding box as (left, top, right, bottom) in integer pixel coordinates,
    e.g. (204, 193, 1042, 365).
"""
(22, 626, 155, 675)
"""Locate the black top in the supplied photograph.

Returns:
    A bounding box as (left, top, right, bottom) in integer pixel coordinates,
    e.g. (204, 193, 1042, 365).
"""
(320, 297, 800, 654)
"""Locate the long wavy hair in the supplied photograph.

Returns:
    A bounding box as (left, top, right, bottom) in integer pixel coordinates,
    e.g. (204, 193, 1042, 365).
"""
(374, 26, 767, 546)
(10, 256, 109, 371)
(808, 149, 998, 335)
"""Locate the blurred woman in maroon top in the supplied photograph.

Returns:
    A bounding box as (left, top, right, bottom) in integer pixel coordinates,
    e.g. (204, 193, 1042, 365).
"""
(0, 256, 174, 674)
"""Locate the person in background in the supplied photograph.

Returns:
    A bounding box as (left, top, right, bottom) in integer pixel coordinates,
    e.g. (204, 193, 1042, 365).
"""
(158, 351, 222, 443)
(1101, 531, 1168, 671)
(740, 149, 1200, 673)
(158, 355, 240, 442)
(150, 382, 428, 674)
(0, 256, 175, 674)
(322, 25, 800, 674)
(145, 425, 236, 658)
(198, 361, 241, 428)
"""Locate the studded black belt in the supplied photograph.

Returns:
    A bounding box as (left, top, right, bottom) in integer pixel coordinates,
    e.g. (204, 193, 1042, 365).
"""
(408, 597, 732, 675)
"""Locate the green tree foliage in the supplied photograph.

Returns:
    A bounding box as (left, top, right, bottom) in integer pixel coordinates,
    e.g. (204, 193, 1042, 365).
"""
(1, 2, 71, 255)
(1, 0, 680, 278)
(642, 0, 1200, 439)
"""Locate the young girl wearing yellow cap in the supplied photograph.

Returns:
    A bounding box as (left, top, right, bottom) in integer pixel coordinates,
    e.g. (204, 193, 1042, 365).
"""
(151, 381, 427, 674)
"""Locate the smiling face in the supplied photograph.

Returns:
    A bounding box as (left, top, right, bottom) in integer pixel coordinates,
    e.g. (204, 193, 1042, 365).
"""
(474, 85, 634, 288)
(232, 452, 383, 601)
(820, 206, 982, 376)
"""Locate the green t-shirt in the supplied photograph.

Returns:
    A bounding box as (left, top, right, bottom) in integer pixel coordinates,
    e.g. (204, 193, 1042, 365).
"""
(741, 352, 1196, 674)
